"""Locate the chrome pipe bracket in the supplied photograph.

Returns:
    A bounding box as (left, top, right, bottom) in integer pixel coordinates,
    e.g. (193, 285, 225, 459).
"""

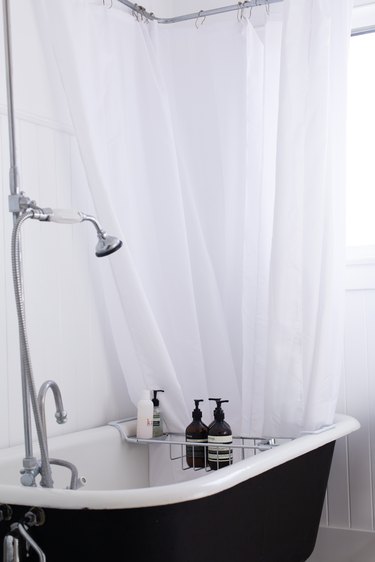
(8, 192, 31, 214)
(20, 463, 40, 487)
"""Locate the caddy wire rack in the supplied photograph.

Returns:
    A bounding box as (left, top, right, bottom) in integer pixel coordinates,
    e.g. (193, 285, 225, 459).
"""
(109, 418, 293, 472)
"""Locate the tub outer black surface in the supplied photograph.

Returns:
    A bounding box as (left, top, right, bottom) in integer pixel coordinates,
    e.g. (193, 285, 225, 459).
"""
(1, 441, 335, 562)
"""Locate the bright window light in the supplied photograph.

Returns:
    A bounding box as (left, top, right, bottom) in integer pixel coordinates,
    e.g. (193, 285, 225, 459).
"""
(346, 32, 375, 247)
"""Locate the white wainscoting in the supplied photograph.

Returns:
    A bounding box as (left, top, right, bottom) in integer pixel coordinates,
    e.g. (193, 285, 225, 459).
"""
(310, 266, 375, 559)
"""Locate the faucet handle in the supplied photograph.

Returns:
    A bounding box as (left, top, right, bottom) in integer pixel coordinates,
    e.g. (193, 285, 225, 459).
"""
(75, 476, 87, 490)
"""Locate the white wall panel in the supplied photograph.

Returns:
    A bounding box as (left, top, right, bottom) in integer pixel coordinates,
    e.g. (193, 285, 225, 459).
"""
(364, 290, 375, 530)
(346, 292, 373, 530)
(323, 288, 375, 534)
(0, 115, 10, 449)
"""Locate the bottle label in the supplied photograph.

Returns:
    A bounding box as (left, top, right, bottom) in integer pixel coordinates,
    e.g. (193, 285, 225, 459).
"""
(208, 435, 233, 463)
(138, 417, 153, 427)
(186, 436, 208, 461)
(153, 413, 163, 437)
(136, 416, 153, 439)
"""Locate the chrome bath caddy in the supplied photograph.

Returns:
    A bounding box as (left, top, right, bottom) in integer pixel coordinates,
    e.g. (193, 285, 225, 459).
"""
(109, 418, 293, 472)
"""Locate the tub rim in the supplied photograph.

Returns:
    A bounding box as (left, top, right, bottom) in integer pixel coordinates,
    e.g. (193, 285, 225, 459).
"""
(0, 413, 360, 510)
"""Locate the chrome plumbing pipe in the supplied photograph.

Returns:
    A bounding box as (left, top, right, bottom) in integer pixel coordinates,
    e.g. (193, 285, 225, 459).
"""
(2, 0, 37, 479)
(11, 211, 54, 488)
(2, 0, 19, 200)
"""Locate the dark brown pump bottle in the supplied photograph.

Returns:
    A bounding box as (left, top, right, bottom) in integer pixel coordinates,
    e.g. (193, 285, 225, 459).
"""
(185, 400, 208, 468)
(207, 399, 233, 470)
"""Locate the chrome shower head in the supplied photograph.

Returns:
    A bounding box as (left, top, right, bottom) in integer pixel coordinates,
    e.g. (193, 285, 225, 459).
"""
(44, 208, 123, 258)
(95, 233, 123, 257)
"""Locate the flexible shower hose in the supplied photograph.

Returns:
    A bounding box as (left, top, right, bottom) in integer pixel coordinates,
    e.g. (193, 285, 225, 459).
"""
(11, 210, 54, 488)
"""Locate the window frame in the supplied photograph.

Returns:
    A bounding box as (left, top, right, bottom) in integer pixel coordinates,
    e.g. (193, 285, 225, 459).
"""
(346, 3, 375, 288)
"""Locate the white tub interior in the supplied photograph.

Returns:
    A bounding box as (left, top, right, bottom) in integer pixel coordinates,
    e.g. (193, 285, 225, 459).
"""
(0, 420, 149, 491)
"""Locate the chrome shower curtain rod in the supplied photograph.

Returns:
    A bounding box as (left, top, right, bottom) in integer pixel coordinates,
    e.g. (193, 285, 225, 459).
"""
(117, 0, 282, 24)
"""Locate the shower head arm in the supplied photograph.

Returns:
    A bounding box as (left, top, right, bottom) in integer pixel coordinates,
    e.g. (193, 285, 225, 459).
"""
(39, 207, 107, 240)
(79, 212, 107, 239)
(30, 205, 122, 256)
(9, 195, 109, 240)
(42, 207, 123, 256)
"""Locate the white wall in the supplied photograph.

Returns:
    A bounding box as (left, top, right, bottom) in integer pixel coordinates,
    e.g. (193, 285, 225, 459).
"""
(0, 0, 135, 450)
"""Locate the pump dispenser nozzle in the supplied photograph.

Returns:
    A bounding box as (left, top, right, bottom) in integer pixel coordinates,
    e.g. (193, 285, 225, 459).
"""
(192, 399, 204, 420)
(208, 398, 222, 429)
(152, 389, 164, 406)
(210, 399, 229, 422)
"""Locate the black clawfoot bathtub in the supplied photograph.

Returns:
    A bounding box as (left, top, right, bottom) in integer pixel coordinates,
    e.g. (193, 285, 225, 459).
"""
(0, 414, 359, 562)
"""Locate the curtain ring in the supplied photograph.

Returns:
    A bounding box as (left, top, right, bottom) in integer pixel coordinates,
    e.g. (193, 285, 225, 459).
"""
(132, 3, 147, 22)
(138, 6, 147, 22)
(239, 1, 252, 23)
(195, 10, 206, 29)
(247, 2, 253, 20)
(237, 2, 243, 22)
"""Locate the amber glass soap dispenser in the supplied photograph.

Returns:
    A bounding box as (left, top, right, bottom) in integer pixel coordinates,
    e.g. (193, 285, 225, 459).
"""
(207, 399, 233, 470)
(185, 399, 208, 468)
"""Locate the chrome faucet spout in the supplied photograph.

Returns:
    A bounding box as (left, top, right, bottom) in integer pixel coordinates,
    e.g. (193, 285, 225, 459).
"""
(36, 381, 84, 490)
(37, 380, 67, 431)
(37, 380, 67, 468)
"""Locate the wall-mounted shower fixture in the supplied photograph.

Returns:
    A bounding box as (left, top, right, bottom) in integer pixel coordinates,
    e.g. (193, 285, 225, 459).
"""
(2, 0, 123, 489)
(44, 208, 123, 257)
(11, 196, 122, 489)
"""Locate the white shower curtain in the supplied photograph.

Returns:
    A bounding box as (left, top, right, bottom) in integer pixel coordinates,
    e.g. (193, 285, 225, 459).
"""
(35, 0, 352, 440)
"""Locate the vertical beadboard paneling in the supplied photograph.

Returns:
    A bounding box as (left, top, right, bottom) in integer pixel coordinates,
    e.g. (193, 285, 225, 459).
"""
(364, 291, 375, 530)
(54, 131, 77, 436)
(3, 115, 23, 447)
(344, 291, 373, 530)
(23, 126, 61, 437)
(326, 360, 350, 528)
(325, 289, 375, 534)
(0, 115, 10, 448)
(67, 135, 96, 431)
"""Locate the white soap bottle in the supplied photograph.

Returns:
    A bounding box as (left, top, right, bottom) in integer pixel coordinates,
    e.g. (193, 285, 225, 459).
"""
(136, 390, 154, 439)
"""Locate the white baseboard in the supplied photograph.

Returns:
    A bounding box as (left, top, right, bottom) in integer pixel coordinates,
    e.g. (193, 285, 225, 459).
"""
(308, 527, 375, 562)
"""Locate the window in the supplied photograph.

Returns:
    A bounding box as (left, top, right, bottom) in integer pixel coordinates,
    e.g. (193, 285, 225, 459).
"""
(346, 31, 375, 251)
